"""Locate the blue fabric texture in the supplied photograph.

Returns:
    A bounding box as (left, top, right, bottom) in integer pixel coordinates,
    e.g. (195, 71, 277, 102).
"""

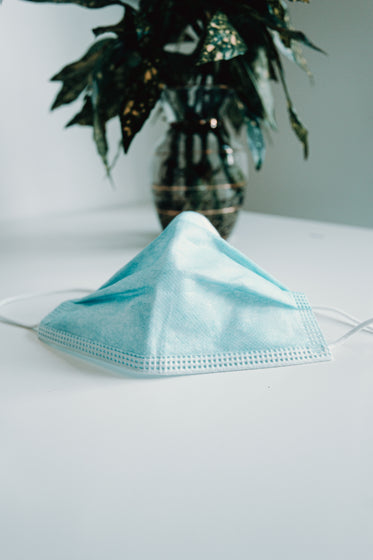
(38, 212, 331, 375)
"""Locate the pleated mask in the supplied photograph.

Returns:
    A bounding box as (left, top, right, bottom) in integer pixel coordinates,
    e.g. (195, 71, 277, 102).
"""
(35, 211, 333, 375)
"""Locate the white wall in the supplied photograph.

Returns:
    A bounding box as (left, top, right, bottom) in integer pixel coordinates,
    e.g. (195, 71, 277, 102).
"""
(244, 0, 373, 228)
(0, 1, 162, 221)
(1, 1, 372, 227)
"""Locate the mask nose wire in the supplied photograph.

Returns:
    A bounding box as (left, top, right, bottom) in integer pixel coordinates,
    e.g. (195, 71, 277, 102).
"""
(0, 289, 93, 332)
(313, 305, 373, 347)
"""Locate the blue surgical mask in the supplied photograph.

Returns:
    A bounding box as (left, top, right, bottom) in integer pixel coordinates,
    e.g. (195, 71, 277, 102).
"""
(36, 211, 334, 375)
(1, 212, 371, 375)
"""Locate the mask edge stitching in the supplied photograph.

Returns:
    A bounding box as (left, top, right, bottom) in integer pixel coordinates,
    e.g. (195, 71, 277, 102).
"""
(38, 323, 332, 373)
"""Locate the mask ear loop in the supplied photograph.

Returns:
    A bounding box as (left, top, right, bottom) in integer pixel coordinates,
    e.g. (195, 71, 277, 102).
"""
(313, 306, 373, 347)
(313, 305, 373, 333)
(0, 289, 93, 332)
(329, 317, 373, 348)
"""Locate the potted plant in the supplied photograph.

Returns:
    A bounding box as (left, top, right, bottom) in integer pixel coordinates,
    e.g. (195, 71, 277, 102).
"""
(22, 0, 322, 237)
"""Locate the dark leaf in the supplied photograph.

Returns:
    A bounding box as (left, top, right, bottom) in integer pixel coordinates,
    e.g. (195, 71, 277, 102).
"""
(89, 43, 134, 167)
(276, 28, 325, 54)
(66, 97, 93, 127)
(51, 39, 113, 82)
(54, 3, 140, 143)
(93, 7, 138, 50)
(93, 23, 126, 38)
(157, 51, 195, 88)
(211, 48, 275, 129)
(268, 0, 291, 47)
(139, 1, 202, 36)
(243, 48, 276, 128)
(51, 38, 116, 109)
(22, 0, 126, 8)
(92, 9, 126, 38)
(246, 116, 266, 170)
(120, 61, 163, 152)
(24, 0, 318, 167)
(91, 79, 110, 173)
(212, 56, 264, 121)
(288, 105, 308, 159)
(265, 32, 309, 157)
(225, 95, 245, 131)
(271, 30, 312, 77)
(65, 48, 135, 127)
(266, 1, 313, 76)
(239, 4, 325, 54)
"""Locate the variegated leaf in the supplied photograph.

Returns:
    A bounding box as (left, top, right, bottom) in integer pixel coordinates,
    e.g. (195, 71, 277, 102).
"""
(120, 61, 163, 152)
(198, 12, 247, 65)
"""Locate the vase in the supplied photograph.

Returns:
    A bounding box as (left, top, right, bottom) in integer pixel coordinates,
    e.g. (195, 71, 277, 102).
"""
(152, 86, 247, 238)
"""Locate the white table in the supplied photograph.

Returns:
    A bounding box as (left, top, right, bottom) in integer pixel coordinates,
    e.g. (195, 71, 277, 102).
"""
(1, 204, 373, 560)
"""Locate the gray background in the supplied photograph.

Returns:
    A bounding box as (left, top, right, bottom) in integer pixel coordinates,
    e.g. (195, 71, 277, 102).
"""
(0, 1, 372, 227)
(244, 0, 373, 228)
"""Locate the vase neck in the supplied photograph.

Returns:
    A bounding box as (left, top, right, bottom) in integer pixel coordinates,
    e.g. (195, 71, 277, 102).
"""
(161, 86, 234, 125)
(170, 118, 223, 133)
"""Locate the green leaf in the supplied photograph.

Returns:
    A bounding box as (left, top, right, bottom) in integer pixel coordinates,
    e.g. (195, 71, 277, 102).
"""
(271, 30, 312, 77)
(212, 55, 266, 124)
(92, 6, 139, 48)
(225, 94, 245, 131)
(275, 27, 325, 54)
(268, 0, 292, 47)
(243, 48, 276, 129)
(91, 78, 110, 173)
(120, 61, 163, 152)
(246, 116, 266, 170)
(55, 5, 140, 138)
(266, 1, 313, 76)
(21, 0, 127, 8)
(138, 0, 203, 47)
(66, 96, 93, 127)
(89, 42, 135, 169)
(265, 35, 309, 158)
(239, 4, 325, 54)
(51, 38, 115, 110)
(288, 105, 308, 159)
(66, 41, 140, 168)
(198, 11, 247, 65)
(23, 0, 317, 167)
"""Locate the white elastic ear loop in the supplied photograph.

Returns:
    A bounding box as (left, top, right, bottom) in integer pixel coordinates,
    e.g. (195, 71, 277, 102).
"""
(0, 289, 93, 332)
(313, 305, 373, 334)
(313, 306, 373, 348)
(329, 317, 373, 348)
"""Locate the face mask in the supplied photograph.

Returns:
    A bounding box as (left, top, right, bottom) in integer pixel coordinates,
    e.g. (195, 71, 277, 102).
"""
(1, 212, 371, 375)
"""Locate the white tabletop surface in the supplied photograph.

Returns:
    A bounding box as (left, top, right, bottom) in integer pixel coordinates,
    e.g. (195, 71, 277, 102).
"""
(1, 204, 373, 560)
